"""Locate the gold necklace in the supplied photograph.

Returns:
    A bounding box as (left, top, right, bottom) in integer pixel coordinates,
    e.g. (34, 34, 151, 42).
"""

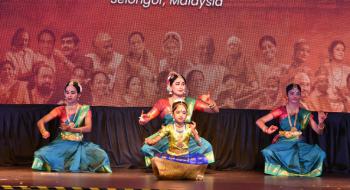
(174, 122, 185, 133)
(286, 106, 298, 132)
(174, 123, 185, 148)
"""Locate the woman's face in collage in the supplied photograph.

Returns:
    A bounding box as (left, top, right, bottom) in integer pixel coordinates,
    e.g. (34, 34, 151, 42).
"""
(295, 43, 310, 63)
(332, 43, 345, 62)
(261, 40, 277, 61)
(164, 39, 180, 59)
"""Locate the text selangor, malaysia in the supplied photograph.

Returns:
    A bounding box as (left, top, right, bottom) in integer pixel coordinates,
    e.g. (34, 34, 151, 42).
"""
(111, 0, 223, 9)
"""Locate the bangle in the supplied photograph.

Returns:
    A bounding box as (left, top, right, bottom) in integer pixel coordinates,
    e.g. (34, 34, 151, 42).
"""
(39, 128, 45, 134)
(79, 128, 83, 133)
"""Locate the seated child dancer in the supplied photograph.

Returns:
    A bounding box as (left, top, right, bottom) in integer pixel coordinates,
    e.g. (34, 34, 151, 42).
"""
(145, 100, 208, 180)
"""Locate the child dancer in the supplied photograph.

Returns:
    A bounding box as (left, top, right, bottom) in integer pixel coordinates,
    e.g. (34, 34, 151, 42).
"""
(145, 100, 208, 180)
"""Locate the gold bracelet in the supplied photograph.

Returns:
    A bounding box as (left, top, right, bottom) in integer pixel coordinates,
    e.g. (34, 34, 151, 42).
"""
(80, 128, 83, 133)
(39, 128, 46, 134)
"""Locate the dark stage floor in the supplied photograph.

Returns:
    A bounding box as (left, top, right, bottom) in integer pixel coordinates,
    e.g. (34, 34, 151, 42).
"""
(0, 167, 349, 190)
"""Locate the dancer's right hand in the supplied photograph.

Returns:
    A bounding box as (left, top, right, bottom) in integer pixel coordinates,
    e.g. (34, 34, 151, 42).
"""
(41, 131, 50, 139)
(145, 138, 154, 145)
(139, 110, 150, 125)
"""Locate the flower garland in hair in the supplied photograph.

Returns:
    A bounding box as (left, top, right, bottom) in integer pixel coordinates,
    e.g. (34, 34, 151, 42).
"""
(292, 83, 299, 91)
(172, 98, 187, 111)
(173, 98, 186, 103)
(68, 80, 83, 93)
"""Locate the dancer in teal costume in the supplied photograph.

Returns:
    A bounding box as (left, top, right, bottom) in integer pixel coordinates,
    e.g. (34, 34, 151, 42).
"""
(256, 83, 327, 176)
(32, 81, 111, 173)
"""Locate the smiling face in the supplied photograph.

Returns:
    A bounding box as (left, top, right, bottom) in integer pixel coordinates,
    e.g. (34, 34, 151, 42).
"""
(61, 37, 78, 56)
(332, 43, 345, 62)
(170, 76, 186, 96)
(294, 43, 310, 64)
(172, 103, 187, 124)
(64, 84, 81, 105)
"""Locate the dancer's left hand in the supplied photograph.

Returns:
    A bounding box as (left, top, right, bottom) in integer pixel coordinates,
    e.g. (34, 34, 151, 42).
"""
(60, 123, 73, 132)
(189, 121, 197, 131)
(266, 125, 279, 134)
(199, 93, 212, 104)
(318, 112, 328, 124)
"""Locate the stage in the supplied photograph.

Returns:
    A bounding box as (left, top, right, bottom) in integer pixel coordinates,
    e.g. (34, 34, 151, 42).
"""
(2, 105, 350, 173)
(0, 167, 349, 190)
(2, 105, 350, 189)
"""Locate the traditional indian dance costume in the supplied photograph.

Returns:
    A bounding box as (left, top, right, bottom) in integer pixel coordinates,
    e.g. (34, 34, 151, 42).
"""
(262, 106, 326, 176)
(141, 97, 215, 166)
(151, 123, 208, 180)
(32, 105, 112, 173)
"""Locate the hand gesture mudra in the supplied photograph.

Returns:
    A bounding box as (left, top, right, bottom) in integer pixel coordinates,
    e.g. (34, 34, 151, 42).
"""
(199, 93, 212, 104)
(318, 112, 328, 124)
(190, 121, 197, 131)
(139, 110, 150, 125)
(41, 131, 50, 139)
